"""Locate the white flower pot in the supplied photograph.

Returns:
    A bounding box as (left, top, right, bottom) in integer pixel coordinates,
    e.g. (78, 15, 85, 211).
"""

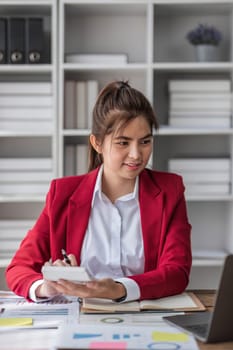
(195, 44, 218, 62)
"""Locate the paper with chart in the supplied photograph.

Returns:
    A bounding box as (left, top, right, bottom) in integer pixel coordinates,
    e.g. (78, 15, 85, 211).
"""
(54, 323, 199, 350)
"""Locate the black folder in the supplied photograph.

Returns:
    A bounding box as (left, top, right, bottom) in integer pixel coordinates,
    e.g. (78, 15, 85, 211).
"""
(0, 18, 7, 64)
(8, 18, 25, 64)
(26, 17, 44, 64)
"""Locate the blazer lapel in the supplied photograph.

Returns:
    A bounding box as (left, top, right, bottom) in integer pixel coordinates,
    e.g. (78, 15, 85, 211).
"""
(66, 169, 98, 265)
(139, 169, 164, 271)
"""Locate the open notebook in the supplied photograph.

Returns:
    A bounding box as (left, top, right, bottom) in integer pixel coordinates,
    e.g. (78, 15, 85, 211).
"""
(81, 292, 205, 313)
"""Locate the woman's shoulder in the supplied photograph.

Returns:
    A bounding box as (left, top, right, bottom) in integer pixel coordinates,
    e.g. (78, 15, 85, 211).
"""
(142, 168, 185, 193)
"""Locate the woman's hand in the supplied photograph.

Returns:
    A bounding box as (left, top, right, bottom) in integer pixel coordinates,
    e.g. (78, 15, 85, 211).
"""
(53, 278, 126, 300)
(36, 253, 78, 298)
(37, 254, 126, 300)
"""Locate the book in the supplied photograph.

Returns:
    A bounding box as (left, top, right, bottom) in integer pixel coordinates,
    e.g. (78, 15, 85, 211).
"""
(0, 120, 53, 132)
(75, 144, 88, 175)
(0, 95, 52, 107)
(0, 182, 49, 195)
(0, 107, 52, 119)
(64, 145, 76, 176)
(178, 171, 230, 183)
(81, 292, 205, 313)
(65, 53, 128, 64)
(169, 110, 232, 118)
(169, 116, 231, 128)
(168, 80, 231, 92)
(76, 81, 87, 129)
(26, 17, 44, 64)
(170, 97, 231, 110)
(168, 158, 230, 172)
(0, 18, 7, 64)
(0, 82, 52, 94)
(64, 80, 76, 129)
(0, 171, 52, 182)
(185, 183, 230, 195)
(0, 157, 52, 170)
(8, 18, 26, 64)
(86, 80, 98, 129)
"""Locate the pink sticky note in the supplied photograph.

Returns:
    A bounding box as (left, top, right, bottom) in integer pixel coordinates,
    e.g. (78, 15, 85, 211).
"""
(89, 341, 127, 349)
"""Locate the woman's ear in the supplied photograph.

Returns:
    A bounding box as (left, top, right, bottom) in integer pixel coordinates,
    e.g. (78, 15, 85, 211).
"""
(89, 134, 102, 153)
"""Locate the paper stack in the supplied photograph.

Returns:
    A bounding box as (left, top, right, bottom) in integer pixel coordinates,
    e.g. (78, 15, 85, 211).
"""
(168, 79, 232, 128)
(0, 82, 53, 132)
(64, 144, 88, 176)
(0, 220, 35, 261)
(0, 157, 53, 197)
(64, 80, 99, 130)
(168, 158, 231, 195)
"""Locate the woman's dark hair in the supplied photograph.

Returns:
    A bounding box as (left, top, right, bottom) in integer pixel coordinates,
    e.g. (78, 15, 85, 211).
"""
(88, 80, 158, 171)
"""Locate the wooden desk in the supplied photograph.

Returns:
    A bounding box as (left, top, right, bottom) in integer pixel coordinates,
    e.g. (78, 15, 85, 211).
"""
(193, 290, 233, 350)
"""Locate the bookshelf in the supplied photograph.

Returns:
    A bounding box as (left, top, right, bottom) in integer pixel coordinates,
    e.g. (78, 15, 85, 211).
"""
(1, 0, 233, 290)
(0, 0, 57, 274)
(59, 0, 233, 289)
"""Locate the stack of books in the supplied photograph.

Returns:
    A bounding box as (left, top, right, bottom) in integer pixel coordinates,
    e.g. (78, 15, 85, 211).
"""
(168, 158, 231, 195)
(0, 82, 53, 132)
(0, 157, 53, 196)
(0, 220, 34, 260)
(64, 80, 99, 130)
(64, 144, 88, 176)
(168, 79, 232, 128)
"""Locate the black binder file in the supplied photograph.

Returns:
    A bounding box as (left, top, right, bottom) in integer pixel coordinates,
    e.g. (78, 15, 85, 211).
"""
(26, 18, 44, 64)
(8, 18, 25, 64)
(0, 18, 7, 64)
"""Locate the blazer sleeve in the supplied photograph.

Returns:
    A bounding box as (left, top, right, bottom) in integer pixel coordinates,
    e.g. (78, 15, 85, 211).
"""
(129, 172, 192, 300)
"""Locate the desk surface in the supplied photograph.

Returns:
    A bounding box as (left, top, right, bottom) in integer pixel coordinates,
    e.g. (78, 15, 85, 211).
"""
(0, 290, 233, 350)
(194, 290, 233, 350)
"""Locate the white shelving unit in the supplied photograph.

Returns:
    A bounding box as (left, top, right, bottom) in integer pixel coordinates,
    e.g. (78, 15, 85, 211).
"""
(1, 0, 233, 290)
(0, 0, 57, 277)
(59, 0, 233, 289)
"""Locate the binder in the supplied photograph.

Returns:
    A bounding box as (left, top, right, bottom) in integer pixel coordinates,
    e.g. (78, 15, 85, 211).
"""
(8, 17, 25, 64)
(26, 17, 44, 64)
(0, 18, 7, 63)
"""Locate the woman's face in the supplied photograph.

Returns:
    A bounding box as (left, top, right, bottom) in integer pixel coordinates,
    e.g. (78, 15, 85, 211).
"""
(94, 116, 153, 183)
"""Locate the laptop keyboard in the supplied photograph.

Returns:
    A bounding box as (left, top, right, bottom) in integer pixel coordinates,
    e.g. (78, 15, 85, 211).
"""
(185, 323, 208, 337)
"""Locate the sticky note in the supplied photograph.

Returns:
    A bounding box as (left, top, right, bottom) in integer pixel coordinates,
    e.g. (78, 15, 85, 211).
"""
(90, 342, 127, 349)
(0, 318, 33, 327)
(152, 330, 189, 342)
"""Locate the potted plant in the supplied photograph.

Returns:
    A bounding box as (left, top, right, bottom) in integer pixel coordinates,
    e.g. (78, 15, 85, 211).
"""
(186, 24, 222, 62)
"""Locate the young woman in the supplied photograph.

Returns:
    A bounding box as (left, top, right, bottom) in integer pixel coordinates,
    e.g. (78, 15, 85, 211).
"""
(6, 81, 192, 302)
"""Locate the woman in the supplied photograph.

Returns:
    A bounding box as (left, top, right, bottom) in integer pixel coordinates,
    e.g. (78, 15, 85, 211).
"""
(6, 80, 192, 302)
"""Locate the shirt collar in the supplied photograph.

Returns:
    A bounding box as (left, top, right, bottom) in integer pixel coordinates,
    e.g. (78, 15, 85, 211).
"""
(92, 164, 139, 206)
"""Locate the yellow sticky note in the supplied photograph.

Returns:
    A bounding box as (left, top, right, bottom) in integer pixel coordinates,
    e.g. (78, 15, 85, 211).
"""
(0, 318, 33, 327)
(152, 331, 189, 342)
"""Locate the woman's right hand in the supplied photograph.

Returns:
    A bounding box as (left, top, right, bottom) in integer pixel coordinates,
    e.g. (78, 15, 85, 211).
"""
(36, 253, 77, 298)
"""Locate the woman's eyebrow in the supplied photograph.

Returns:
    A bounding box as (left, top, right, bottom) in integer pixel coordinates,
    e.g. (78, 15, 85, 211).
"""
(114, 133, 153, 141)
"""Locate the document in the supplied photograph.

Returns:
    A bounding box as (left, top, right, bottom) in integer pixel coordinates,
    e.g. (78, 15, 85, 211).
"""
(53, 323, 199, 350)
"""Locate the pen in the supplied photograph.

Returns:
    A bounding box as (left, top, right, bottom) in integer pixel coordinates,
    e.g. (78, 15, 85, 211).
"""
(61, 249, 71, 265)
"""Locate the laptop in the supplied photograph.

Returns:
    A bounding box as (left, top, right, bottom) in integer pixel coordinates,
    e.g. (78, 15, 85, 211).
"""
(163, 254, 233, 343)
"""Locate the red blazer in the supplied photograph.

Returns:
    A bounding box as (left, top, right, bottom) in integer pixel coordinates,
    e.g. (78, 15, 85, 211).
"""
(6, 168, 192, 300)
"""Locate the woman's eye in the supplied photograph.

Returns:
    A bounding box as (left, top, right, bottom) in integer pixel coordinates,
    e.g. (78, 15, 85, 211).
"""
(116, 141, 128, 146)
(141, 139, 151, 145)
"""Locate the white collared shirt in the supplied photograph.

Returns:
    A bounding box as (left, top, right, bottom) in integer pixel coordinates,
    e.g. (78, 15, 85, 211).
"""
(80, 165, 144, 301)
(30, 166, 143, 302)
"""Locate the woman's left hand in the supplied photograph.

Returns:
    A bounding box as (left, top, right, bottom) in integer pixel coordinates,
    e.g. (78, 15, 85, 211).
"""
(49, 278, 126, 300)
